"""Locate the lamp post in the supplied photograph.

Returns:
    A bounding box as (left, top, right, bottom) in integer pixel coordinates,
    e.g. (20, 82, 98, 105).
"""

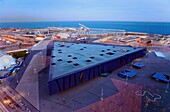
(41, 52, 44, 66)
(27, 79, 30, 95)
(101, 88, 104, 100)
(165, 81, 169, 93)
(126, 75, 128, 86)
(144, 98, 149, 112)
(15, 73, 19, 84)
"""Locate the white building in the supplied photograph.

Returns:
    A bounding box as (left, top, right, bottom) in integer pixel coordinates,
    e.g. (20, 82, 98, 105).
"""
(0, 51, 16, 70)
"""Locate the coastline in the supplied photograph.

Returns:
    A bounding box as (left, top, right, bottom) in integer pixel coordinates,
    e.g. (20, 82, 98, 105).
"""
(1, 21, 170, 35)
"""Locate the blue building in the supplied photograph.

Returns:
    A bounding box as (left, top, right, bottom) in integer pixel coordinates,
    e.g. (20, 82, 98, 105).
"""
(48, 42, 146, 95)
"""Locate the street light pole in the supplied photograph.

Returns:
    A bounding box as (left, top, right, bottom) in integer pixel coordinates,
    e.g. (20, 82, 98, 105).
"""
(41, 52, 44, 66)
(101, 88, 104, 100)
(165, 81, 169, 93)
(27, 79, 30, 95)
(16, 74, 19, 84)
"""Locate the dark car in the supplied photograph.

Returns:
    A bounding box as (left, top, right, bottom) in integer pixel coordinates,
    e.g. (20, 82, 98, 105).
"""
(8, 102, 15, 109)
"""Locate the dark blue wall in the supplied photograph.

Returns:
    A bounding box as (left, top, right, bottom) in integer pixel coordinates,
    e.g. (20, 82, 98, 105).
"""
(48, 48, 146, 95)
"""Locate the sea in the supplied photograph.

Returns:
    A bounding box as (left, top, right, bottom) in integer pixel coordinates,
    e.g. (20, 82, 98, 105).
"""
(0, 21, 170, 35)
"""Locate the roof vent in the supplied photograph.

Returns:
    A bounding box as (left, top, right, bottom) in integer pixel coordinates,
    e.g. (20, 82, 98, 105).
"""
(90, 56, 95, 59)
(59, 45, 65, 47)
(68, 55, 72, 57)
(51, 63, 56, 65)
(86, 60, 91, 62)
(57, 59, 62, 61)
(73, 63, 79, 66)
(67, 61, 72, 63)
(106, 52, 114, 55)
(122, 49, 129, 52)
(73, 57, 77, 59)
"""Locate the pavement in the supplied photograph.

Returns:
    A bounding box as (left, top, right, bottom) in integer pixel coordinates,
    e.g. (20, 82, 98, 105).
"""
(0, 38, 51, 112)
(0, 86, 23, 112)
(38, 44, 170, 112)
(15, 51, 43, 110)
(76, 79, 143, 112)
(9, 50, 41, 89)
(0, 97, 9, 112)
(14, 39, 51, 111)
(1, 38, 170, 112)
(31, 38, 52, 51)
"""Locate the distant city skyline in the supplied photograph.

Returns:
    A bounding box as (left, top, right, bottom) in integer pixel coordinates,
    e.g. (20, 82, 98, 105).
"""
(0, 0, 170, 22)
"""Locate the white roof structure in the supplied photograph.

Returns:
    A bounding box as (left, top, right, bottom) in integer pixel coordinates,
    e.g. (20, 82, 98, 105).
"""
(155, 52, 165, 58)
(57, 33, 70, 39)
(0, 51, 5, 57)
(0, 52, 16, 70)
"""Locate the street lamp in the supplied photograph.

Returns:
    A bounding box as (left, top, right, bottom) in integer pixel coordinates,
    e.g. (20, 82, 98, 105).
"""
(101, 88, 104, 100)
(27, 79, 30, 95)
(27, 85, 30, 95)
(165, 81, 169, 93)
(41, 55, 44, 66)
(34, 68, 37, 73)
(15, 74, 19, 84)
(126, 75, 129, 86)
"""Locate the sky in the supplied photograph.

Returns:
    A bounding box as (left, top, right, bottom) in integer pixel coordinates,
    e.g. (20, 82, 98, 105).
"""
(0, 0, 170, 22)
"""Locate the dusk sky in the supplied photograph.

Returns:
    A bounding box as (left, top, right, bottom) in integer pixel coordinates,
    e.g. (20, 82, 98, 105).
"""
(0, 0, 170, 22)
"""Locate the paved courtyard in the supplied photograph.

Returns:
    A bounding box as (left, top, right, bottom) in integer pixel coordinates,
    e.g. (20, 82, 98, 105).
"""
(8, 40, 170, 112)
(37, 43, 170, 112)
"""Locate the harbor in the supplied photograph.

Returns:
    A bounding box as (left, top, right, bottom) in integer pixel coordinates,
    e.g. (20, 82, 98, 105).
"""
(0, 24, 170, 112)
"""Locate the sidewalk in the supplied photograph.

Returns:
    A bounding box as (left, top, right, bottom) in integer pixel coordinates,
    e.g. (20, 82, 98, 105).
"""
(3, 86, 39, 112)
(0, 101, 9, 112)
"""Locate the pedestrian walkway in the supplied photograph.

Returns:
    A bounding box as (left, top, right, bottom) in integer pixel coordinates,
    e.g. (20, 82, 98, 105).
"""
(9, 50, 40, 89)
(15, 50, 46, 110)
(0, 101, 9, 112)
(31, 39, 51, 51)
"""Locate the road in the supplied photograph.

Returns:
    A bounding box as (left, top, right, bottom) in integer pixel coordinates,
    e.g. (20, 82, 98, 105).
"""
(0, 87, 23, 112)
(0, 101, 9, 112)
(0, 38, 52, 112)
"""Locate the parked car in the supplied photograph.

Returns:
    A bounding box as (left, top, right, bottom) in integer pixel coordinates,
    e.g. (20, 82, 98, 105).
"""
(8, 102, 15, 109)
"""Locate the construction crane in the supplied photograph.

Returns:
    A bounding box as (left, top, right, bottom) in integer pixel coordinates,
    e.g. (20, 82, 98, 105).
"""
(78, 23, 90, 31)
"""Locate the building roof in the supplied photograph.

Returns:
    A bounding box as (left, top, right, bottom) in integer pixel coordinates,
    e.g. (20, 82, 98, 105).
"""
(49, 42, 144, 81)
(0, 54, 16, 70)
(57, 33, 70, 39)
(0, 51, 5, 57)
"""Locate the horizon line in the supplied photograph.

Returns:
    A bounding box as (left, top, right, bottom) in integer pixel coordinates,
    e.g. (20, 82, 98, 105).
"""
(0, 20, 170, 23)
